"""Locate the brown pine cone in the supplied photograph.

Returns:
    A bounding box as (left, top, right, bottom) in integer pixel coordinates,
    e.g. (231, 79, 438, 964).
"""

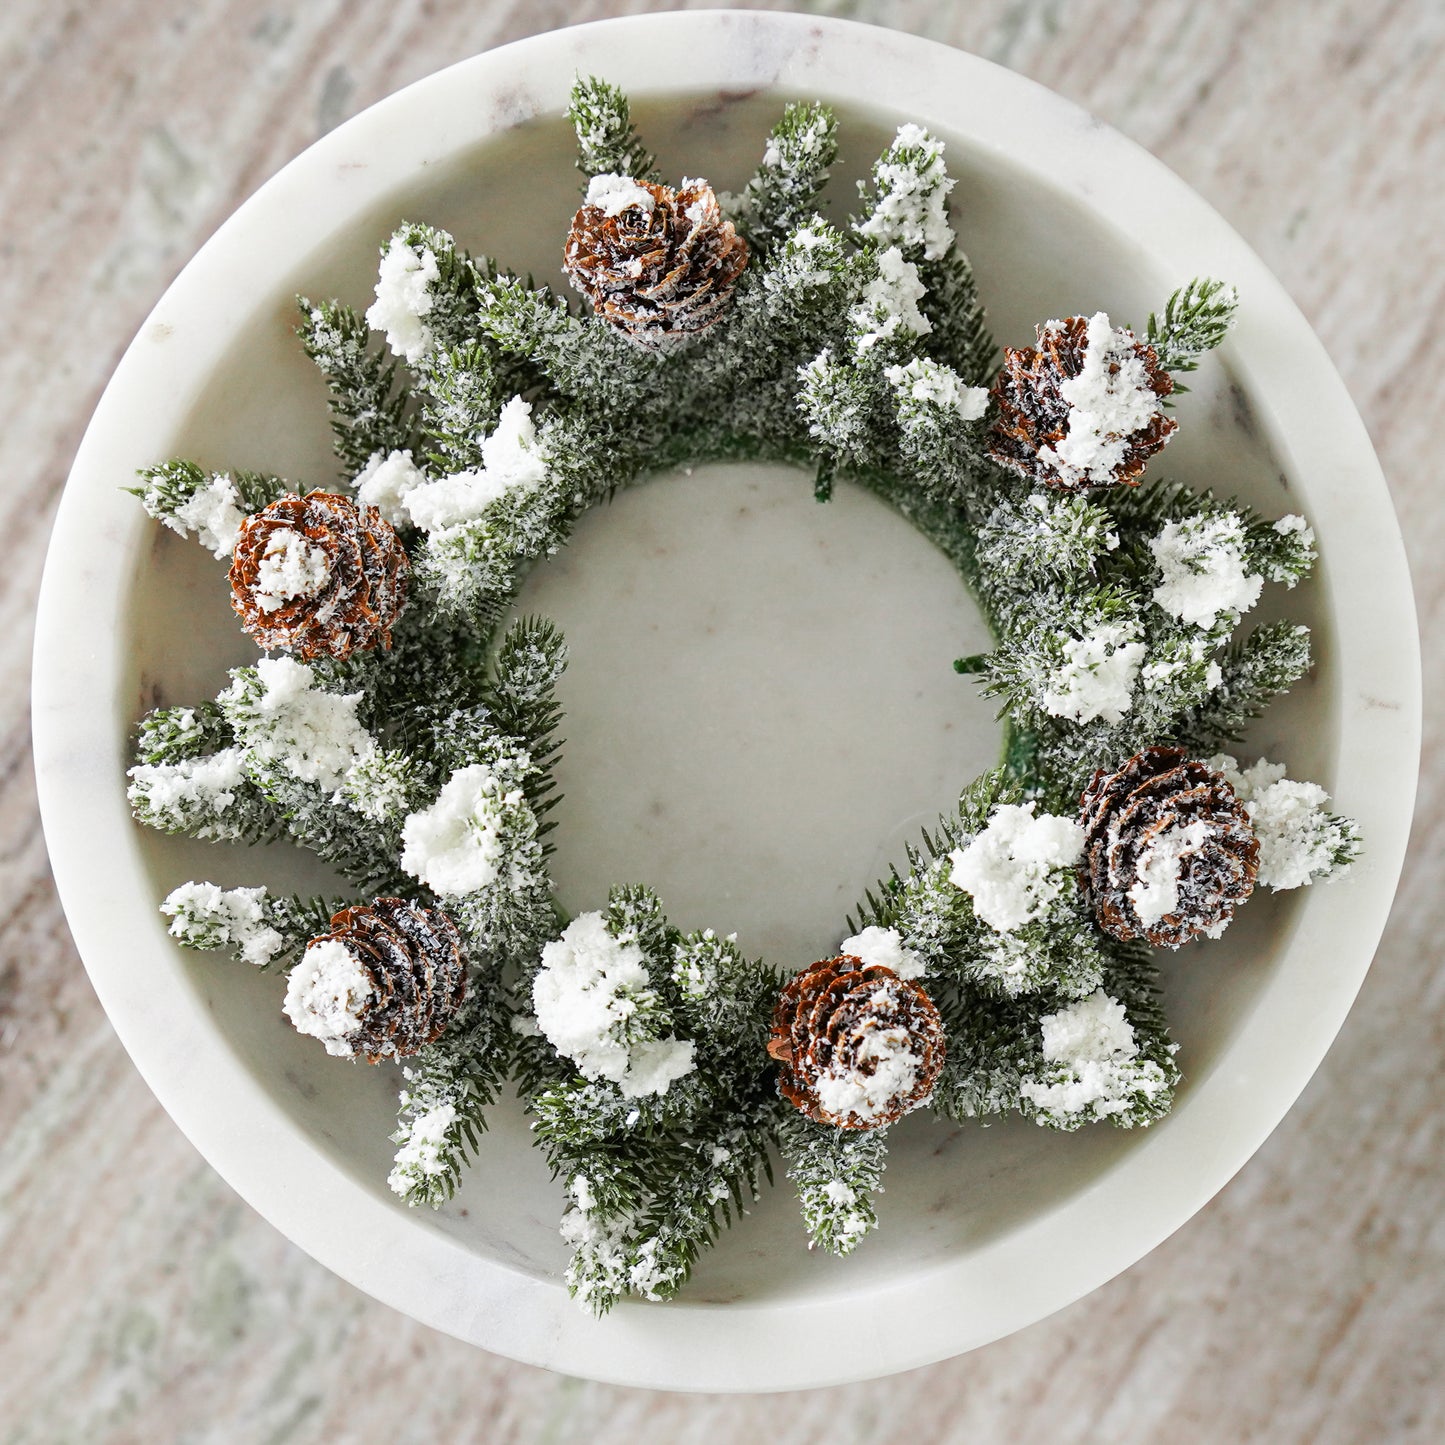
(230, 491, 409, 660)
(285, 898, 467, 1062)
(768, 956, 945, 1130)
(988, 315, 1176, 490)
(1081, 746, 1259, 948)
(563, 174, 749, 353)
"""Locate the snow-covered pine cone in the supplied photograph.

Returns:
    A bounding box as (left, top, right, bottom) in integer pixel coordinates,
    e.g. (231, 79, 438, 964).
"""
(283, 898, 466, 1061)
(988, 314, 1177, 490)
(1080, 746, 1259, 948)
(563, 173, 749, 353)
(767, 956, 945, 1130)
(230, 491, 409, 660)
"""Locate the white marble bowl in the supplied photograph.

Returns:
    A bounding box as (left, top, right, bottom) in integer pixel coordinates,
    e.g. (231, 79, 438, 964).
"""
(34, 12, 1418, 1391)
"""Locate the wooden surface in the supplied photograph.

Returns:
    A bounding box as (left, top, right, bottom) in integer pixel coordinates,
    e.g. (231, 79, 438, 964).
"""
(4, 1, 1442, 1439)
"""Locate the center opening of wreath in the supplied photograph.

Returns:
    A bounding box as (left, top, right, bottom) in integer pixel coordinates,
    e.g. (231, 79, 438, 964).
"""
(508, 460, 1000, 969)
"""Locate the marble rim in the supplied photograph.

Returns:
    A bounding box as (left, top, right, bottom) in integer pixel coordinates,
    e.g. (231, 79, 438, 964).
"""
(32, 9, 1420, 1392)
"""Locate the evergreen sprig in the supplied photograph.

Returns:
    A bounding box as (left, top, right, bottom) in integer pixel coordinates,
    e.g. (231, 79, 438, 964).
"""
(134, 702, 231, 765)
(918, 250, 997, 385)
(566, 75, 657, 183)
(736, 102, 839, 254)
(128, 460, 290, 558)
(131, 458, 290, 518)
(1174, 620, 1312, 748)
(160, 883, 343, 970)
(1147, 277, 1240, 385)
(780, 1111, 889, 1255)
(521, 888, 781, 1313)
(389, 983, 515, 1207)
(297, 298, 415, 476)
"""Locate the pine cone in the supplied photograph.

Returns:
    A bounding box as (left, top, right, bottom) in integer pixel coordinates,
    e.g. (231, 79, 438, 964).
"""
(230, 491, 409, 660)
(563, 175, 749, 352)
(988, 315, 1176, 489)
(1081, 747, 1259, 948)
(768, 956, 945, 1130)
(286, 898, 467, 1062)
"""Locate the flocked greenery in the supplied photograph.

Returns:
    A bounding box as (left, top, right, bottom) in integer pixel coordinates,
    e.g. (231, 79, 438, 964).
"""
(126, 78, 1359, 1315)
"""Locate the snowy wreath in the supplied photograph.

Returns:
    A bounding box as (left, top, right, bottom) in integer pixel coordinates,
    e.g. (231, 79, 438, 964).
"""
(128, 79, 1360, 1314)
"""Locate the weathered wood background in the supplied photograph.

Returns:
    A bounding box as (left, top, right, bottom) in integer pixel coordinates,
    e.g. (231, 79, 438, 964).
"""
(3, 1, 1441, 1440)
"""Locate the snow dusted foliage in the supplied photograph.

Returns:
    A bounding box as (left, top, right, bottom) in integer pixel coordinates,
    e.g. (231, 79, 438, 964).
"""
(126, 76, 1354, 1315)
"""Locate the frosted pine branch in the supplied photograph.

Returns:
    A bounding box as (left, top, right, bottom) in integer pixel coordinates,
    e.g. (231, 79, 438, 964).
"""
(853, 123, 955, 262)
(127, 745, 272, 844)
(1174, 620, 1312, 749)
(780, 1112, 888, 1256)
(298, 298, 415, 476)
(736, 102, 839, 253)
(1146, 276, 1239, 383)
(129, 460, 288, 558)
(389, 986, 514, 1207)
(160, 882, 340, 970)
(976, 493, 1120, 595)
(557, 1101, 776, 1314)
(474, 272, 663, 402)
(134, 702, 231, 766)
(918, 250, 996, 385)
(566, 75, 657, 183)
(478, 616, 567, 842)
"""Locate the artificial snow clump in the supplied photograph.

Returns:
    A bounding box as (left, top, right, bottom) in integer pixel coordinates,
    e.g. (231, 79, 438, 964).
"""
(1039, 621, 1146, 724)
(283, 938, 375, 1057)
(1210, 754, 1360, 889)
(583, 171, 656, 216)
(171, 473, 247, 557)
(1150, 512, 1264, 629)
(1272, 513, 1316, 553)
(403, 397, 548, 534)
(1128, 819, 1215, 927)
(839, 925, 926, 980)
(354, 449, 427, 528)
(855, 123, 955, 261)
(386, 1102, 459, 1195)
(1141, 635, 1223, 696)
(560, 1205, 634, 1309)
(222, 656, 376, 794)
(532, 912, 696, 1098)
(366, 235, 441, 364)
(250, 530, 331, 613)
(814, 1026, 927, 1125)
(126, 747, 248, 839)
(399, 761, 520, 897)
(1019, 989, 1170, 1123)
(948, 803, 1084, 933)
(1038, 312, 1170, 487)
(852, 246, 931, 351)
(765, 224, 846, 293)
(160, 881, 284, 966)
(884, 356, 989, 420)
